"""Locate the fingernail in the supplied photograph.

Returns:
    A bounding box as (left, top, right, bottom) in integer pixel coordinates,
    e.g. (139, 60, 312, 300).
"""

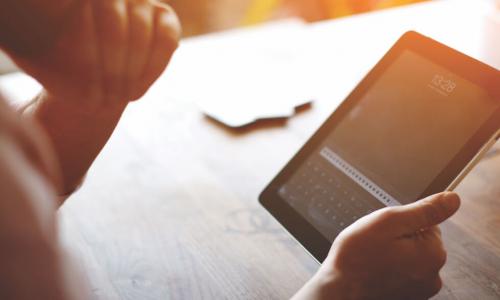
(439, 192, 461, 214)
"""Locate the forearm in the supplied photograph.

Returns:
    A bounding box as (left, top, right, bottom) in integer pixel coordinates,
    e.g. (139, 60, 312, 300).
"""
(0, 129, 71, 299)
(23, 90, 127, 199)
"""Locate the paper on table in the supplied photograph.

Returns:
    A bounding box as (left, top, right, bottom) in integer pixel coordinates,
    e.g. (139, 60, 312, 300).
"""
(167, 19, 316, 128)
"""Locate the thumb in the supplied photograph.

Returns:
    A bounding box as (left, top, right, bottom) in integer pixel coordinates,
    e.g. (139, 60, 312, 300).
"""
(391, 192, 461, 234)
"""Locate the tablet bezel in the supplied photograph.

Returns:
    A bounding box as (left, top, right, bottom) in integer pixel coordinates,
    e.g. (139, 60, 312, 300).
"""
(259, 31, 500, 263)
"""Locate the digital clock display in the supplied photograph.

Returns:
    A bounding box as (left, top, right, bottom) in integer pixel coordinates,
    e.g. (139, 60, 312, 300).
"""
(429, 74, 457, 95)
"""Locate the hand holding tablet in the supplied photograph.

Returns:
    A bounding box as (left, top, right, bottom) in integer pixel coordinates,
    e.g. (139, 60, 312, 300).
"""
(260, 31, 500, 262)
(293, 192, 460, 300)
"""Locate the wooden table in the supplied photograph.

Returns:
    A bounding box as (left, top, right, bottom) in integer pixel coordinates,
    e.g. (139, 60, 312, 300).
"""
(28, 0, 498, 299)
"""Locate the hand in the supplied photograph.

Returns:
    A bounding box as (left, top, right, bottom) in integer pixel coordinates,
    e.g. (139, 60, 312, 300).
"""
(294, 192, 461, 300)
(3, 0, 181, 111)
(0, 0, 181, 196)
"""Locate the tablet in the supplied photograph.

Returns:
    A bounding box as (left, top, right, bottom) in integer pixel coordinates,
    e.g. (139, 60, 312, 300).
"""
(259, 31, 500, 262)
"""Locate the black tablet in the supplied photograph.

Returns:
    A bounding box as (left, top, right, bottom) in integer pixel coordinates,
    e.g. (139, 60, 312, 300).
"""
(259, 31, 500, 262)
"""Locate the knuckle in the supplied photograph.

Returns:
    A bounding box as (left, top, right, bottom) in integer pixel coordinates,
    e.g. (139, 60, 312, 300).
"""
(421, 200, 443, 225)
(129, 2, 153, 33)
(134, 6, 151, 23)
(155, 5, 181, 43)
(152, 0, 175, 13)
(94, 1, 127, 42)
(335, 229, 356, 246)
(372, 207, 397, 224)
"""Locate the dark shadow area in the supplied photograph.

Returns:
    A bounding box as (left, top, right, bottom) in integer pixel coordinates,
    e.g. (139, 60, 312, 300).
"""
(204, 102, 313, 136)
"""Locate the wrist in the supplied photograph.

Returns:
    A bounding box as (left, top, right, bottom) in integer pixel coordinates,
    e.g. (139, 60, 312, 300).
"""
(293, 268, 346, 300)
(22, 89, 128, 199)
(24, 89, 128, 118)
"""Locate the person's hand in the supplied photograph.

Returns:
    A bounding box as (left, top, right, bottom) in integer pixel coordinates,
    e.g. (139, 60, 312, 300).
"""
(0, 0, 181, 195)
(3, 0, 181, 111)
(294, 192, 461, 300)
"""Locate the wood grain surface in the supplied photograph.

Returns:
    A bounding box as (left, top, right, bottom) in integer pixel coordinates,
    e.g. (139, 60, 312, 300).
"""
(54, 1, 499, 299)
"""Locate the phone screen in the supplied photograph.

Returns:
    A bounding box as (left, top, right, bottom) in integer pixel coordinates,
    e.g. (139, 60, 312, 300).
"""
(277, 50, 499, 241)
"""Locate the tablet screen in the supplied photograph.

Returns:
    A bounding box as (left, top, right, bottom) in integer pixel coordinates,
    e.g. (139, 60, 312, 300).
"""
(277, 50, 499, 241)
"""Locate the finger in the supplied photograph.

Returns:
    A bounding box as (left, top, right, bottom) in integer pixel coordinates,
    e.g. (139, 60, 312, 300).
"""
(418, 233, 447, 272)
(421, 275, 443, 299)
(93, 0, 128, 103)
(61, 1, 103, 104)
(393, 192, 461, 234)
(404, 274, 443, 300)
(124, 0, 154, 102)
(130, 2, 180, 100)
(59, 1, 103, 106)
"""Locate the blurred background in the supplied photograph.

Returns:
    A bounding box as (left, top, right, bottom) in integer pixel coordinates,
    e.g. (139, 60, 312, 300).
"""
(165, 0, 427, 36)
(0, 0, 429, 74)
(2, 0, 498, 74)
